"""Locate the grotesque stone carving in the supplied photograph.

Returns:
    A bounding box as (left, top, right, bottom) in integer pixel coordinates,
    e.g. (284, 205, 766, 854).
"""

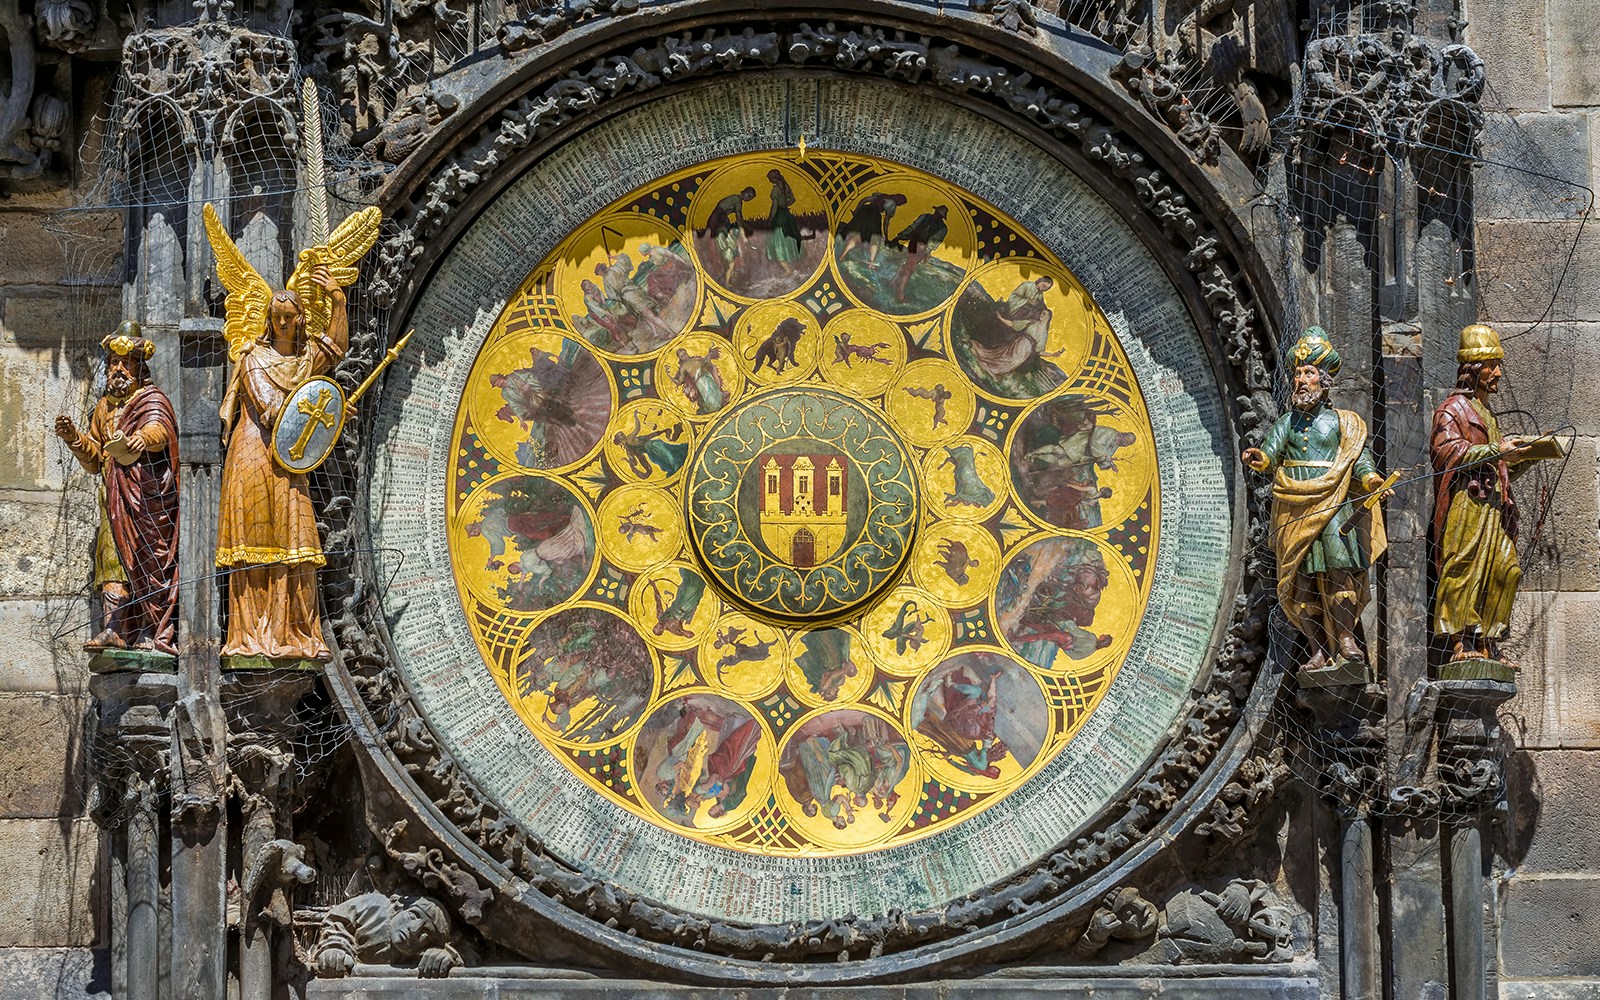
(1196, 748, 1289, 842)
(311, 891, 463, 978)
(37, 0, 96, 51)
(1244, 328, 1390, 674)
(1134, 880, 1295, 964)
(0, 7, 74, 183)
(1070, 887, 1159, 958)
(1431, 324, 1561, 672)
(241, 838, 316, 930)
(1112, 48, 1222, 163)
(55, 325, 181, 660)
(975, 0, 1040, 36)
(363, 90, 460, 164)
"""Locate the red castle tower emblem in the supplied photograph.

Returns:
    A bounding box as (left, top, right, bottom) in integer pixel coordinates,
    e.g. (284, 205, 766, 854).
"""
(755, 452, 850, 567)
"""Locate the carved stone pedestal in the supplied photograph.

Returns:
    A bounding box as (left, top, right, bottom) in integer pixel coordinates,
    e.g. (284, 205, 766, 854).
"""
(305, 968, 1322, 999)
(1437, 659, 1517, 684)
(90, 648, 178, 674)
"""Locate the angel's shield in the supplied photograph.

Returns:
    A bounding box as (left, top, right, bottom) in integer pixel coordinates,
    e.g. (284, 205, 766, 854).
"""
(271, 376, 348, 474)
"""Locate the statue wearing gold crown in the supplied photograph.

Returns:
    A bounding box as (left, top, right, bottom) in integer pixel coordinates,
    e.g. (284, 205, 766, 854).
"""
(1243, 328, 1391, 673)
(1431, 324, 1562, 667)
(54, 323, 181, 657)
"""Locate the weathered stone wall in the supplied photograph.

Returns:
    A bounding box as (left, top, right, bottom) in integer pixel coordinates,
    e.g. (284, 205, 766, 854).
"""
(0, 72, 116, 999)
(1464, 1, 1600, 996)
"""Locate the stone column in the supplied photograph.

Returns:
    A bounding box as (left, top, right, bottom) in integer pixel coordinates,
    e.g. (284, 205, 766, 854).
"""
(1297, 682, 1385, 999)
(91, 673, 177, 1000)
(1437, 680, 1517, 1000)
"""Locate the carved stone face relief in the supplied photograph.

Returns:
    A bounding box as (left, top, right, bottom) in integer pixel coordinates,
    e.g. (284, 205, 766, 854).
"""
(368, 79, 1241, 929)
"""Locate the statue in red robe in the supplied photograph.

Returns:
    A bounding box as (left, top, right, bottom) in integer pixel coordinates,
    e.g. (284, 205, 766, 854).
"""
(55, 324, 180, 655)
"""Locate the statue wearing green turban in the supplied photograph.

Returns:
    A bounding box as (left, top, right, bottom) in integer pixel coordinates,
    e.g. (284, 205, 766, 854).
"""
(1243, 327, 1390, 671)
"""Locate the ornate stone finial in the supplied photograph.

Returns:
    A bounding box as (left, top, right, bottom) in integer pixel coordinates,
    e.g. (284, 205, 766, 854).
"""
(1457, 323, 1504, 363)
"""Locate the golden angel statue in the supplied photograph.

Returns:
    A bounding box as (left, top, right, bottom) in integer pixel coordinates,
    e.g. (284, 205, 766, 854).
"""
(204, 201, 381, 661)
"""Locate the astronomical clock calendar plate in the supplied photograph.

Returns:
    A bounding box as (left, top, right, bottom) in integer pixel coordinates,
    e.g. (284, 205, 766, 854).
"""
(444, 151, 1162, 856)
(372, 81, 1234, 923)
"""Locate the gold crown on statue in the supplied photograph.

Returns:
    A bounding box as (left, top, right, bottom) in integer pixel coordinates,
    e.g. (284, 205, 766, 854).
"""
(102, 320, 154, 359)
(1458, 323, 1504, 363)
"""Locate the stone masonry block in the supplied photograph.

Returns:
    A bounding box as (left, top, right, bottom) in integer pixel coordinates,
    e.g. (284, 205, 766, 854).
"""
(1508, 750, 1600, 873)
(0, 491, 96, 601)
(1476, 113, 1591, 221)
(1552, 591, 1600, 747)
(1500, 983, 1600, 1000)
(0, 347, 101, 492)
(0, 598, 91, 694)
(1, 288, 121, 352)
(0, 212, 75, 287)
(1499, 592, 1600, 749)
(1499, 323, 1600, 437)
(1550, 0, 1600, 107)
(1477, 221, 1600, 325)
(1513, 436, 1600, 594)
(1499, 589, 1561, 748)
(1464, 0, 1549, 110)
(0, 948, 108, 1000)
(1500, 876, 1600, 977)
(0, 695, 88, 818)
(0, 818, 102, 947)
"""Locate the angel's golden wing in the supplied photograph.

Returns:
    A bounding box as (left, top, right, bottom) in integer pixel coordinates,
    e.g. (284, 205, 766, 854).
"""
(202, 203, 273, 362)
(288, 205, 383, 342)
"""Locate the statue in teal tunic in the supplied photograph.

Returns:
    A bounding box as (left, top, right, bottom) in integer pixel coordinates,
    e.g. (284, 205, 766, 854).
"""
(1243, 328, 1390, 672)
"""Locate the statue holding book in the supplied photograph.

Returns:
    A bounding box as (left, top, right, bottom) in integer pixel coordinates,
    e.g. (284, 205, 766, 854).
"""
(54, 325, 181, 659)
(1431, 323, 1564, 668)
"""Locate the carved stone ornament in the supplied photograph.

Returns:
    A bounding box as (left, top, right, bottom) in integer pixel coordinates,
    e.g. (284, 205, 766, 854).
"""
(1288, 0, 1484, 177)
(1131, 879, 1296, 965)
(120, 18, 299, 153)
(310, 886, 465, 979)
(306, 9, 1285, 982)
(0, 6, 74, 182)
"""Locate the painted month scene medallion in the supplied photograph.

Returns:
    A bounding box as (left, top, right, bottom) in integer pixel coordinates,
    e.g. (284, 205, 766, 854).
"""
(444, 150, 1162, 858)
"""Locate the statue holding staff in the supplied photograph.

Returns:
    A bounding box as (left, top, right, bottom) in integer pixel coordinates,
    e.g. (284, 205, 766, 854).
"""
(1243, 328, 1390, 672)
(205, 202, 381, 662)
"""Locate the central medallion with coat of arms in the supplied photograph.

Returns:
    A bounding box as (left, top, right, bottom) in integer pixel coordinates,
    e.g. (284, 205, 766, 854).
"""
(686, 388, 919, 620)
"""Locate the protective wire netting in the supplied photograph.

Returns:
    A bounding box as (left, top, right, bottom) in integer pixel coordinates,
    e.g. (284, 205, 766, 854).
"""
(1240, 2, 1592, 821)
(42, 12, 413, 829)
(31, 2, 1590, 836)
